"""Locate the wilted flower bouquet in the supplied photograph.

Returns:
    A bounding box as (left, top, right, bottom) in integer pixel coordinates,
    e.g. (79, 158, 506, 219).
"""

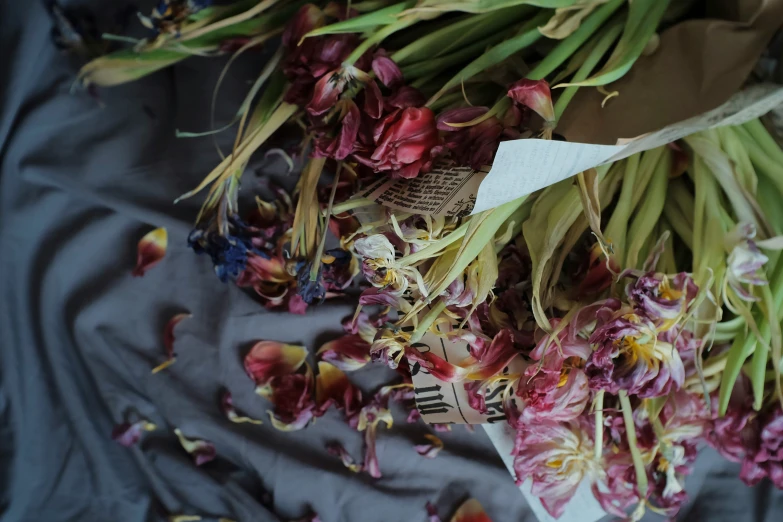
(84, 0, 783, 520)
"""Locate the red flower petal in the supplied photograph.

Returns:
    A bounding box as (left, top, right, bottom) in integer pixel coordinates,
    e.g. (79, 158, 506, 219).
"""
(372, 50, 403, 89)
(244, 341, 308, 396)
(174, 429, 216, 466)
(152, 312, 191, 374)
(112, 420, 156, 447)
(268, 365, 317, 431)
(132, 227, 167, 277)
(317, 334, 371, 371)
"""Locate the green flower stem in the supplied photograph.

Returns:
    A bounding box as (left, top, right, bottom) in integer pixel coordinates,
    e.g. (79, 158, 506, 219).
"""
(401, 28, 514, 80)
(604, 155, 640, 267)
(526, 0, 624, 81)
(626, 149, 669, 269)
(554, 19, 623, 120)
(344, 16, 418, 66)
(399, 221, 470, 266)
(426, 10, 549, 105)
(734, 124, 783, 199)
(310, 163, 343, 281)
(391, 6, 532, 65)
(330, 197, 375, 215)
(718, 255, 783, 414)
(743, 119, 783, 166)
(662, 196, 693, 250)
(619, 390, 649, 499)
(409, 300, 447, 344)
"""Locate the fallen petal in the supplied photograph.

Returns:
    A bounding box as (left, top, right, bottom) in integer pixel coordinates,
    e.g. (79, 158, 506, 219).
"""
(244, 341, 308, 397)
(221, 390, 262, 425)
(315, 361, 363, 421)
(426, 502, 442, 522)
(326, 441, 362, 472)
(414, 434, 444, 459)
(168, 516, 201, 522)
(152, 313, 191, 374)
(174, 428, 216, 466)
(133, 227, 167, 277)
(316, 334, 371, 371)
(112, 420, 156, 447)
(268, 365, 317, 431)
(450, 498, 493, 522)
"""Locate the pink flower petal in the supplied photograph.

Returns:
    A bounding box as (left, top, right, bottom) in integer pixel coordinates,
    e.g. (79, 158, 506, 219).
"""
(112, 420, 156, 447)
(414, 434, 444, 459)
(174, 429, 216, 466)
(372, 50, 403, 89)
(132, 227, 167, 277)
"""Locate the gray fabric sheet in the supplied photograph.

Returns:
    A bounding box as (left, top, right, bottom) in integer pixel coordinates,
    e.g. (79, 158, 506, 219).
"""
(2, 2, 783, 521)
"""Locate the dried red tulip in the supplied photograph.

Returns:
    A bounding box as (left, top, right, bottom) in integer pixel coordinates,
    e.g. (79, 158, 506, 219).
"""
(507, 79, 555, 123)
(355, 107, 440, 180)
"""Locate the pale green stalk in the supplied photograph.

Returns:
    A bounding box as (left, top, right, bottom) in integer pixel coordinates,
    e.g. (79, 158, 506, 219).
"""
(344, 16, 418, 65)
(718, 126, 757, 194)
(662, 194, 693, 250)
(734, 124, 783, 198)
(719, 255, 783, 414)
(554, 19, 623, 119)
(399, 221, 471, 266)
(409, 300, 448, 344)
(619, 391, 648, 500)
(603, 155, 639, 267)
(426, 10, 550, 104)
(743, 119, 783, 166)
(391, 6, 533, 64)
(527, 0, 624, 81)
(330, 198, 375, 215)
